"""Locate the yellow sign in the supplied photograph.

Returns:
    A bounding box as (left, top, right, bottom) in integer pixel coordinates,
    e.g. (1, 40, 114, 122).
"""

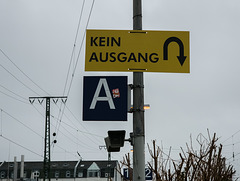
(85, 29, 190, 73)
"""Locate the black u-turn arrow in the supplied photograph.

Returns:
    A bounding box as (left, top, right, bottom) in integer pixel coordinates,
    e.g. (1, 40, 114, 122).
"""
(163, 37, 187, 66)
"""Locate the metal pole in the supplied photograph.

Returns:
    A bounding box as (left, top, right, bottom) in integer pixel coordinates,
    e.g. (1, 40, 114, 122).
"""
(108, 152, 111, 181)
(13, 156, 17, 181)
(133, 0, 145, 181)
(29, 96, 67, 181)
(44, 97, 51, 181)
(20, 155, 24, 181)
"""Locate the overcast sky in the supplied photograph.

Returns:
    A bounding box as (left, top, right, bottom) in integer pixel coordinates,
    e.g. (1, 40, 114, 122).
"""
(1, 0, 240, 178)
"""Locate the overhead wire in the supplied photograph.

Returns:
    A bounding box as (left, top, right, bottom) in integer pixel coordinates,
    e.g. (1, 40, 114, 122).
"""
(54, 0, 87, 140)
(56, 0, 96, 128)
(0, 49, 50, 126)
(62, 0, 86, 96)
(0, 84, 29, 104)
(0, 84, 27, 101)
(0, 63, 41, 96)
(0, 106, 94, 160)
(55, 0, 86, 135)
(0, 108, 44, 139)
(0, 108, 43, 159)
(0, 48, 50, 96)
(224, 141, 240, 147)
(29, 101, 99, 157)
(50, 114, 99, 150)
(62, 105, 103, 144)
(0, 135, 43, 158)
(0, 0, 102, 160)
(52, 144, 80, 159)
(0, 90, 29, 105)
(29, 98, 101, 156)
(222, 129, 240, 144)
(55, 0, 96, 145)
(55, 0, 86, 127)
(62, 110, 104, 138)
(0, 48, 82, 157)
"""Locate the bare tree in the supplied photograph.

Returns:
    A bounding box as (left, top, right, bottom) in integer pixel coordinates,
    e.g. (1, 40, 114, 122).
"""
(118, 131, 236, 181)
(147, 131, 236, 181)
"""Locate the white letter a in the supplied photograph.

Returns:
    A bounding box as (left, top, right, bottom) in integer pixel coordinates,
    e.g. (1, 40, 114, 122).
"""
(90, 78, 115, 109)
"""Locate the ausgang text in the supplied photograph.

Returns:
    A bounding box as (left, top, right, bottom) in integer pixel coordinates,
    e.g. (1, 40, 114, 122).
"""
(89, 52, 160, 63)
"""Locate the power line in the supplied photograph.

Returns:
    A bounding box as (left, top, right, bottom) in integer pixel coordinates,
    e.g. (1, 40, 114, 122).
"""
(60, 119, 103, 139)
(0, 84, 29, 104)
(52, 144, 80, 159)
(55, 0, 96, 144)
(0, 48, 50, 95)
(50, 114, 100, 150)
(71, 0, 96, 84)
(224, 141, 240, 147)
(54, 0, 87, 133)
(0, 108, 43, 138)
(62, 0, 96, 100)
(0, 89, 29, 104)
(62, 0, 86, 97)
(53, 121, 98, 151)
(0, 135, 43, 158)
(0, 63, 41, 96)
(30, 102, 100, 152)
(0, 1, 100, 161)
(0, 84, 27, 101)
(222, 130, 240, 143)
(58, 105, 103, 145)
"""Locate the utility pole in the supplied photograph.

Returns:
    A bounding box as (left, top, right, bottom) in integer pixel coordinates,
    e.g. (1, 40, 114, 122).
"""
(132, 0, 145, 181)
(99, 146, 111, 181)
(29, 96, 67, 181)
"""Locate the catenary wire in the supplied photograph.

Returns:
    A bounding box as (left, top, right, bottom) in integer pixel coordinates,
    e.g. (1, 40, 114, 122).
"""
(55, 0, 87, 135)
(0, 135, 43, 158)
(0, 48, 50, 96)
(60, 105, 103, 144)
(62, 0, 86, 97)
(0, 1, 101, 159)
(0, 47, 100, 155)
(222, 129, 240, 143)
(60, 116, 104, 139)
(50, 115, 99, 150)
(0, 63, 41, 96)
(30, 99, 102, 155)
(0, 90, 29, 105)
(1, 108, 43, 138)
(0, 84, 27, 101)
(55, 0, 96, 142)
(30, 104, 99, 156)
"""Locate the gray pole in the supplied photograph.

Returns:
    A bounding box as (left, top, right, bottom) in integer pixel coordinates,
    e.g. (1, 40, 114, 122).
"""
(13, 156, 17, 181)
(133, 0, 145, 181)
(20, 155, 24, 181)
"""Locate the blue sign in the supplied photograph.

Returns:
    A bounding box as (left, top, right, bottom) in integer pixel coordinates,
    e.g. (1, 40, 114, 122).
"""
(123, 168, 152, 180)
(83, 76, 128, 121)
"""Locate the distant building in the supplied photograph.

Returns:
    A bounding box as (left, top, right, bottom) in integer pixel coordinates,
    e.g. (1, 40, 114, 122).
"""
(0, 160, 122, 181)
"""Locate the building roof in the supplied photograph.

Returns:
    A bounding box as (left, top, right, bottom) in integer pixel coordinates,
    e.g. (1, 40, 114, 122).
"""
(0, 160, 118, 171)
